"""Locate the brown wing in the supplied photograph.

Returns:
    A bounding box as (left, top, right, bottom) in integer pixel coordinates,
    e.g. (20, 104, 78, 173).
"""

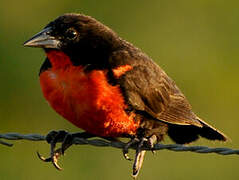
(109, 48, 227, 142)
(114, 54, 202, 127)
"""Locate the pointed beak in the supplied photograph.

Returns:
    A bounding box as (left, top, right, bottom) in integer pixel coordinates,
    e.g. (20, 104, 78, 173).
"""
(23, 27, 60, 49)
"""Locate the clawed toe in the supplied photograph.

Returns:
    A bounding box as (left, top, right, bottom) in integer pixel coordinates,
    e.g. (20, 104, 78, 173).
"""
(37, 151, 52, 162)
(38, 131, 94, 170)
(37, 130, 72, 170)
(123, 135, 158, 179)
(37, 148, 63, 170)
(123, 138, 139, 161)
(51, 148, 63, 170)
(123, 148, 132, 161)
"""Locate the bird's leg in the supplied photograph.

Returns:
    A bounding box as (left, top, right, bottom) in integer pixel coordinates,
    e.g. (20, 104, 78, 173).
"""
(132, 135, 158, 179)
(37, 130, 95, 170)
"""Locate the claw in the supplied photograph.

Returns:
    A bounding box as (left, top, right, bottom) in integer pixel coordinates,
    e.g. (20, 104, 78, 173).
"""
(37, 149, 63, 170)
(122, 149, 132, 161)
(132, 137, 147, 178)
(51, 148, 63, 170)
(122, 138, 139, 161)
(36, 130, 69, 170)
(132, 150, 146, 179)
(38, 131, 94, 170)
(37, 151, 52, 162)
(51, 149, 63, 170)
(132, 135, 158, 179)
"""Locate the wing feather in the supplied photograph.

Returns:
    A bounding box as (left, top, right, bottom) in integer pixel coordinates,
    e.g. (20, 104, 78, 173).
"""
(115, 55, 202, 127)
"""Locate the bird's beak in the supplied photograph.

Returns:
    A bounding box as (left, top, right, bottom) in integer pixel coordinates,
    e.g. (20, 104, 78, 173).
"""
(23, 27, 60, 49)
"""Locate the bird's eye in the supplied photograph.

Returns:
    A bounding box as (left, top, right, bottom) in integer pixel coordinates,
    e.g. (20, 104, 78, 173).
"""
(65, 28, 78, 40)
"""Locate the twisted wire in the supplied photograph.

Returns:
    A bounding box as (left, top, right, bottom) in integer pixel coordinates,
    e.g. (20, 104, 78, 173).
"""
(0, 133, 238, 155)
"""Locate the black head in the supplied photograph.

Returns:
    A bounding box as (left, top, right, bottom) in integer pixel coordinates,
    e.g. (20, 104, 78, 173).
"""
(24, 13, 122, 66)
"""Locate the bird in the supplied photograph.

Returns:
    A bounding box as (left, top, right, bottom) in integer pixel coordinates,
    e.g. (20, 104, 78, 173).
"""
(24, 13, 228, 178)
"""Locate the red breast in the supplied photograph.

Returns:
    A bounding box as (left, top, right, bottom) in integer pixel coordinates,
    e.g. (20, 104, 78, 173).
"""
(39, 50, 139, 137)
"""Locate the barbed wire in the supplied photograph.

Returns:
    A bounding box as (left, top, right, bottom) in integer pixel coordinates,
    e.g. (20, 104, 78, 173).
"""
(0, 132, 238, 155)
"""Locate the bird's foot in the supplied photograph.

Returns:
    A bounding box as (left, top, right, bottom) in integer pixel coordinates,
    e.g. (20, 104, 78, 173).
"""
(122, 137, 139, 161)
(122, 135, 157, 160)
(37, 130, 70, 170)
(123, 135, 158, 179)
(37, 130, 94, 170)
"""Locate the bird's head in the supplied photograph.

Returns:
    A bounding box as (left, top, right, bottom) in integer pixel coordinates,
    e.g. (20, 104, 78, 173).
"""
(24, 13, 122, 66)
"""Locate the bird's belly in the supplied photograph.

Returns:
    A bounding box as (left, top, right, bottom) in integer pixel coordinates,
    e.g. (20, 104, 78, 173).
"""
(39, 67, 139, 137)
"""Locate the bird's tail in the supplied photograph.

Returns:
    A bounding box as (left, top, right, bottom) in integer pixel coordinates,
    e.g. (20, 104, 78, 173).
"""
(197, 117, 229, 141)
(168, 117, 229, 144)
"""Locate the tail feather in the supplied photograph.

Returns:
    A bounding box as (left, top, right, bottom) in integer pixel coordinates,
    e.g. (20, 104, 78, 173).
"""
(167, 117, 229, 144)
(197, 117, 228, 141)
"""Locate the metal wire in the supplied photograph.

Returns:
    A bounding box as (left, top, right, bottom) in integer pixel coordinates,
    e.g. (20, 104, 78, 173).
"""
(0, 132, 238, 156)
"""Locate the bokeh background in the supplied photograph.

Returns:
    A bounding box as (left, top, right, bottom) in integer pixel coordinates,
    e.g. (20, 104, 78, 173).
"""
(1, 0, 239, 179)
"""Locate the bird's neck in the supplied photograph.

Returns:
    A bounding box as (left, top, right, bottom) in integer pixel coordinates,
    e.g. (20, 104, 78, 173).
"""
(46, 50, 73, 69)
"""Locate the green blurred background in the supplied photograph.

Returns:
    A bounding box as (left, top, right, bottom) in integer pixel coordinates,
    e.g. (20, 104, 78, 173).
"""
(1, 0, 239, 179)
